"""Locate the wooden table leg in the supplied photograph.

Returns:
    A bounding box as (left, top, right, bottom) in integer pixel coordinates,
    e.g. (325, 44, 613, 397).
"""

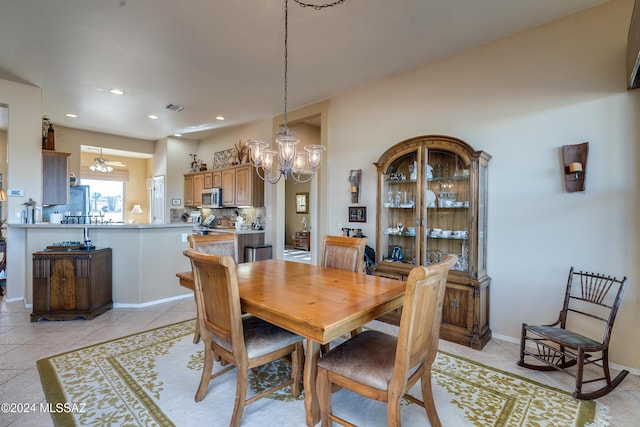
(304, 339, 321, 426)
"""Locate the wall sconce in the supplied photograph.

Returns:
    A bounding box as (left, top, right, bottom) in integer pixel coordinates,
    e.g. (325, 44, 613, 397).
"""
(569, 162, 583, 181)
(562, 142, 588, 193)
(349, 169, 362, 204)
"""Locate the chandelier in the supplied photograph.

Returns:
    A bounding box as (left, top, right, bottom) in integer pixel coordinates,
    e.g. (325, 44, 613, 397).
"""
(89, 149, 113, 173)
(248, 0, 345, 184)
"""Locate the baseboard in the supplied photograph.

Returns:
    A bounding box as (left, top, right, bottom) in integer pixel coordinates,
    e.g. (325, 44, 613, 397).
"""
(113, 293, 193, 309)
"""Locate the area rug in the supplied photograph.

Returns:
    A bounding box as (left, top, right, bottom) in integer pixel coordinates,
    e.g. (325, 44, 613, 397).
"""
(37, 320, 607, 426)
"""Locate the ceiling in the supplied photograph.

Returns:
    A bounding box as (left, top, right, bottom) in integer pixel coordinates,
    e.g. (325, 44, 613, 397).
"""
(0, 0, 609, 141)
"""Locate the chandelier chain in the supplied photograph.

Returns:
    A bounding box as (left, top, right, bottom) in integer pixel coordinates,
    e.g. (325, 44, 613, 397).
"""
(284, 0, 345, 131)
(293, 0, 345, 10)
(283, 0, 290, 131)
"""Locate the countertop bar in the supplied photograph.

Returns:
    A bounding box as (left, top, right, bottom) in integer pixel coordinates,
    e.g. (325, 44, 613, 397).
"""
(7, 222, 266, 306)
(9, 223, 193, 229)
(8, 223, 265, 234)
(9, 224, 195, 306)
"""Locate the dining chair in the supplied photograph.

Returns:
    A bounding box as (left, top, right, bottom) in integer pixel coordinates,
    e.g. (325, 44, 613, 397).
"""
(188, 233, 237, 260)
(187, 233, 238, 344)
(321, 235, 367, 274)
(316, 254, 457, 427)
(320, 235, 368, 353)
(183, 249, 304, 427)
(517, 267, 628, 399)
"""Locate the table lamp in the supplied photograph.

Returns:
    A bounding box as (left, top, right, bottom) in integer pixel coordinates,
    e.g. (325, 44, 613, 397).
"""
(130, 204, 144, 224)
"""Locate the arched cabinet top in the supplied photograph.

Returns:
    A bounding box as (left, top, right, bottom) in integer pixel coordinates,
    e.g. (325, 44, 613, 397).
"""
(373, 134, 491, 172)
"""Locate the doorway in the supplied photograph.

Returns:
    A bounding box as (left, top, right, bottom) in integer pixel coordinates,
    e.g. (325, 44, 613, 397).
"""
(271, 101, 328, 264)
(282, 119, 320, 264)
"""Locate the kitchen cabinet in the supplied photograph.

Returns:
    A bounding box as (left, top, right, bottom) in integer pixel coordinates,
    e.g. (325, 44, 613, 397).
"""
(184, 165, 264, 208)
(204, 172, 213, 189)
(373, 135, 491, 349)
(234, 164, 263, 207)
(221, 168, 236, 206)
(42, 150, 70, 205)
(184, 175, 194, 206)
(193, 173, 204, 206)
(212, 171, 222, 188)
(31, 248, 112, 321)
(184, 172, 205, 207)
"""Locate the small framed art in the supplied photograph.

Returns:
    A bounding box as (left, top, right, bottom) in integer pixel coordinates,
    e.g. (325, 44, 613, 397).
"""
(348, 206, 366, 223)
(296, 193, 309, 214)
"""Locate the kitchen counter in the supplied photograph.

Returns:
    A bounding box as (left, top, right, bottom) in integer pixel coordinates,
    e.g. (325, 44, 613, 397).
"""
(6, 223, 195, 305)
(207, 227, 265, 235)
(10, 223, 194, 229)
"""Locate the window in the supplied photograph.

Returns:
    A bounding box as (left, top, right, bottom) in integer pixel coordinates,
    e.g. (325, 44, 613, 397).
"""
(81, 179, 124, 223)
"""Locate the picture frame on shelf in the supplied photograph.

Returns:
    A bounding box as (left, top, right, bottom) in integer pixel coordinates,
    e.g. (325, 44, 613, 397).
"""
(348, 206, 366, 223)
(296, 192, 309, 214)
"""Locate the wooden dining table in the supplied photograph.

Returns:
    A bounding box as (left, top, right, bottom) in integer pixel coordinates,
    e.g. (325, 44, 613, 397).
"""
(176, 258, 406, 427)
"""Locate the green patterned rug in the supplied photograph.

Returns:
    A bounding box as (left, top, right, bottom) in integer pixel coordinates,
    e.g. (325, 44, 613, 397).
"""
(37, 320, 607, 426)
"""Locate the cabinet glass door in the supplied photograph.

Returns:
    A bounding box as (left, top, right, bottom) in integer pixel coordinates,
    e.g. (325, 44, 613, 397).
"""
(380, 152, 418, 267)
(425, 149, 470, 273)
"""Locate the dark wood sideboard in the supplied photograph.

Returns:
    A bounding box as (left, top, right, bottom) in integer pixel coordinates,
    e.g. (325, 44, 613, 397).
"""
(293, 231, 310, 251)
(31, 248, 112, 321)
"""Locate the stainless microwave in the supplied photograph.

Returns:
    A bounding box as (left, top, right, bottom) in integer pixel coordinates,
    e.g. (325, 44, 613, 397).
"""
(201, 188, 222, 208)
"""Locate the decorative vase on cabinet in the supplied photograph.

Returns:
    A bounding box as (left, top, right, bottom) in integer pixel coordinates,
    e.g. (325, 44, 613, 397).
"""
(373, 135, 491, 350)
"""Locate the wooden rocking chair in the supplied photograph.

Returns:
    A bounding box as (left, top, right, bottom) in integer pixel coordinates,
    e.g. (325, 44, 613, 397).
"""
(517, 267, 628, 400)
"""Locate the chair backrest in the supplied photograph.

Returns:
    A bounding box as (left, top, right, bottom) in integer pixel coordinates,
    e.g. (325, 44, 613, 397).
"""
(188, 233, 237, 262)
(560, 267, 627, 346)
(390, 254, 456, 388)
(183, 248, 246, 359)
(321, 235, 367, 273)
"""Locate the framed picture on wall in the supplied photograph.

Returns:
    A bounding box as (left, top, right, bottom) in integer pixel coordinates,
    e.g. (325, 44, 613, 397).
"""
(296, 192, 309, 214)
(348, 206, 366, 223)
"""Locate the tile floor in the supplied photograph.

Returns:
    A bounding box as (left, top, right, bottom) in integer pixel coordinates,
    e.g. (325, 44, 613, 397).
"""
(283, 248, 312, 264)
(1, 295, 638, 426)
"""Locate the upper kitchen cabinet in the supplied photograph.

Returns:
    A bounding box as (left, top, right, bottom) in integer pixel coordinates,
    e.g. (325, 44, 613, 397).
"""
(42, 150, 70, 205)
(184, 172, 205, 207)
(234, 164, 263, 207)
(221, 168, 235, 206)
(373, 135, 491, 349)
(184, 164, 264, 208)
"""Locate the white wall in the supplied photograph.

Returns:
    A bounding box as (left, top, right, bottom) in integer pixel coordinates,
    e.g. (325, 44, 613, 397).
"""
(0, 79, 42, 301)
(324, 0, 639, 369)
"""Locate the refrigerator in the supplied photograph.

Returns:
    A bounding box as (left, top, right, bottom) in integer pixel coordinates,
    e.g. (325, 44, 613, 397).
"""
(43, 185, 90, 221)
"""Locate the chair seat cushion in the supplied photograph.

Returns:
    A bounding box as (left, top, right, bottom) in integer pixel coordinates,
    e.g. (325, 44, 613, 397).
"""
(214, 316, 303, 358)
(317, 330, 399, 390)
(527, 325, 602, 350)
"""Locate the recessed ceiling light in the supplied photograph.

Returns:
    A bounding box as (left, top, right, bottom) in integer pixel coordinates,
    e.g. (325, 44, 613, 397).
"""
(174, 133, 182, 137)
(109, 89, 125, 95)
(216, 116, 225, 121)
(65, 113, 78, 118)
(148, 115, 159, 120)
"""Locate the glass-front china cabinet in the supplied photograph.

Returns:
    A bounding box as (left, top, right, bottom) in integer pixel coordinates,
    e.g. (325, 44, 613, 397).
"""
(373, 135, 491, 349)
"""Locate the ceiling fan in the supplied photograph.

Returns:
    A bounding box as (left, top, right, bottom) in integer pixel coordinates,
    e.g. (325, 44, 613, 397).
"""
(90, 148, 126, 172)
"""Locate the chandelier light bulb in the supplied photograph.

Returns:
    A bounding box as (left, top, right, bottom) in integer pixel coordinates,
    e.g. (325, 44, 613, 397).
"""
(305, 145, 326, 170)
(293, 152, 307, 173)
